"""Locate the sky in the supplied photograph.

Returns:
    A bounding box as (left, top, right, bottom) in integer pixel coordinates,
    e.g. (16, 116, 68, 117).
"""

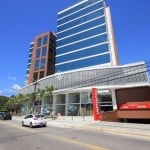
(0, 0, 150, 97)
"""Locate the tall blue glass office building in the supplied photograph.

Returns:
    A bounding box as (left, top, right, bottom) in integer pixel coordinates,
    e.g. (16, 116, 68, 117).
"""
(55, 0, 119, 72)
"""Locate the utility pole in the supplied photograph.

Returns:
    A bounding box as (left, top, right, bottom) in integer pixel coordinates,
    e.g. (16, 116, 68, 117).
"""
(32, 79, 38, 113)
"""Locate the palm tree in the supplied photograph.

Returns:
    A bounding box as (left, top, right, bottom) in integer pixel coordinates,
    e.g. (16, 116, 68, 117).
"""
(45, 86, 54, 94)
(5, 96, 17, 114)
(14, 93, 24, 114)
(36, 88, 46, 113)
(26, 93, 35, 113)
(44, 86, 55, 115)
(45, 86, 55, 102)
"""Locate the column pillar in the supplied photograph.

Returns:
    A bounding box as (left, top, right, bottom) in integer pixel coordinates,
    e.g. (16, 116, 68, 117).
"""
(111, 89, 117, 110)
(53, 94, 56, 115)
(65, 93, 69, 116)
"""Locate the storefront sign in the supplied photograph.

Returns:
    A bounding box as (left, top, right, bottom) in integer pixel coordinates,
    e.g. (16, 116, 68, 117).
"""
(120, 101, 150, 110)
(91, 88, 100, 121)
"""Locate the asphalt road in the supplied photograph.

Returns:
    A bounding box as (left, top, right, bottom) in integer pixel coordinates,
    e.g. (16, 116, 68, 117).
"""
(0, 120, 150, 150)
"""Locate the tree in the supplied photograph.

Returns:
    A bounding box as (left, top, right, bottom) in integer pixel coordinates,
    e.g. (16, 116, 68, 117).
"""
(0, 96, 9, 110)
(36, 88, 45, 113)
(45, 86, 54, 95)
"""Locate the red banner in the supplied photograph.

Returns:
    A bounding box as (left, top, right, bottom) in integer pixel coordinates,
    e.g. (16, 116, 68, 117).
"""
(120, 101, 150, 110)
(91, 88, 100, 121)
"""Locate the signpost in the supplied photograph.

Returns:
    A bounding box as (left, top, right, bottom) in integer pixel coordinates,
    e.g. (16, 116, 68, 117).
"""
(91, 88, 101, 121)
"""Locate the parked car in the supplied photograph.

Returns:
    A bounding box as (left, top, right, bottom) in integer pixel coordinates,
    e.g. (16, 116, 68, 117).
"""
(0, 111, 12, 120)
(21, 114, 47, 128)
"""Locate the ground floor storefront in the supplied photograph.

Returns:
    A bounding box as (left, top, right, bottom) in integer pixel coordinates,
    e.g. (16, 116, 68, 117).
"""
(21, 88, 117, 118)
(21, 86, 150, 123)
(19, 62, 150, 122)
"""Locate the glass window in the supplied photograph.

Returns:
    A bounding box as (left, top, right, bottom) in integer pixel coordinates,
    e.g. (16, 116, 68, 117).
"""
(68, 93, 80, 103)
(27, 64, 31, 69)
(37, 37, 42, 47)
(29, 48, 33, 53)
(58, 10, 104, 32)
(29, 53, 32, 58)
(68, 104, 80, 116)
(100, 95, 113, 112)
(34, 60, 40, 70)
(55, 53, 110, 72)
(36, 48, 41, 58)
(39, 71, 44, 79)
(58, 12, 103, 32)
(58, 0, 103, 19)
(57, 17, 105, 39)
(57, 25, 106, 47)
(28, 59, 31, 63)
(33, 72, 38, 81)
(57, 34, 108, 55)
(43, 35, 48, 45)
(26, 70, 29, 74)
(56, 43, 109, 63)
(30, 43, 34, 48)
(50, 39, 56, 47)
(40, 58, 46, 69)
(42, 47, 47, 56)
(58, 6, 104, 26)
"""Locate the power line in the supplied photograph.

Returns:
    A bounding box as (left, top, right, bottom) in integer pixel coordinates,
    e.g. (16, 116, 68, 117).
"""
(59, 61, 150, 90)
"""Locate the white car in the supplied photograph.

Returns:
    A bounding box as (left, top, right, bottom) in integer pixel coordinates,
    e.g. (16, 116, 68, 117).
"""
(22, 114, 47, 128)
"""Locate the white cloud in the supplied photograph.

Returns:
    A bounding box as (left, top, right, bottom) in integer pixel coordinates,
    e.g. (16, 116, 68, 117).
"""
(0, 90, 3, 95)
(1, 88, 14, 97)
(11, 84, 21, 91)
(8, 76, 16, 81)
(0, 84, 22, 97)
(5, 88, 14, 93)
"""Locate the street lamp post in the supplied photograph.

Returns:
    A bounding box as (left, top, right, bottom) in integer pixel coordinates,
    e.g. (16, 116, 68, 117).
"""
(37, 93, 41, 114)
(33, 79, 38, 113)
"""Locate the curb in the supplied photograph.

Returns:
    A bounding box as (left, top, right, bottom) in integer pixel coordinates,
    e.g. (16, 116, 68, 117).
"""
(12, 116, 150, 139)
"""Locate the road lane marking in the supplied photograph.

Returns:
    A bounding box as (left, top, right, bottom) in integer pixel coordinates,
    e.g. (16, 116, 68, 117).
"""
(0, 121, 36, 133)
(103, 129, 150, 139)
(5, 119, 148, 141)
(64, 125, 150, 140)
(42, 133, 108, 150)
(0, 121, 108, 150)
(12, 118, 150, 139)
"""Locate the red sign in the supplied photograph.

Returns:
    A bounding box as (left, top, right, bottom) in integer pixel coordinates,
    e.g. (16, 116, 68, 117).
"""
(120, 101, 150, 110)
(91, 88, 100, 121)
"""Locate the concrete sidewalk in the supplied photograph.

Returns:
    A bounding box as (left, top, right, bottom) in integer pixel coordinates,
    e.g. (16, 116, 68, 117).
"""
(49, 117, 150, 138)
(13, 116, 150, 139)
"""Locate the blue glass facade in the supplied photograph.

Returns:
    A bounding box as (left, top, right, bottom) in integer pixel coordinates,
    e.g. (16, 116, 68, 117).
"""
(55, 0, 111, 72)
(25, 42, 34, 85)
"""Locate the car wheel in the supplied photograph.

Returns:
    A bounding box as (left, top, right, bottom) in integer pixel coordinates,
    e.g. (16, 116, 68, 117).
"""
(29, 122, 33, 128)
(43, 124, 47, 127)
(22, 121, 24, 126)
